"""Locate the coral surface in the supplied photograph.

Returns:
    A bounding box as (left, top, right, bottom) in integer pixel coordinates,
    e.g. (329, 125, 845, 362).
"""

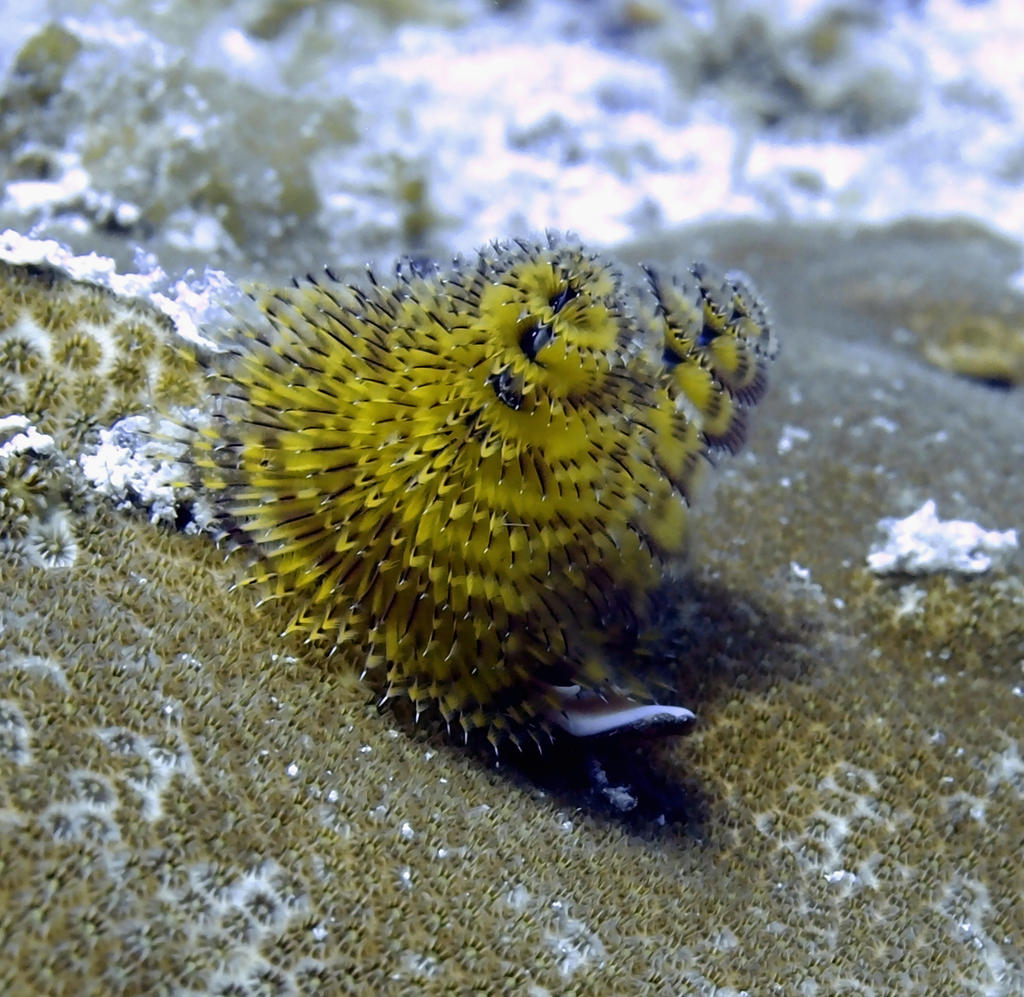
(1, 220, 1023, 995)
(0, 258, 201, 568)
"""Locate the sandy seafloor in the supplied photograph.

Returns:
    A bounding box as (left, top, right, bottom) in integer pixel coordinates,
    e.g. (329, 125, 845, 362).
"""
(2, 1, 1024, 994)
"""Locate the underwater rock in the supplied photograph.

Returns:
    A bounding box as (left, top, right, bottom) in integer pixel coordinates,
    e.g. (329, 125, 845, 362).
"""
(1, 220, 1023, 995)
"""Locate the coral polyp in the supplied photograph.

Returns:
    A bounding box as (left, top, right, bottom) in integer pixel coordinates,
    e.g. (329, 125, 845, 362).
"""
(181, 236, 776, 746)
(25, 510, 78, 569)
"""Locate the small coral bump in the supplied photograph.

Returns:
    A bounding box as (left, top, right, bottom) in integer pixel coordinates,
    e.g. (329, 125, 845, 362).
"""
(25, 510, 78, 569)
(109, 355, 148, 396)
(112, 317, 158, 358)
(52, 329, 104, 371)
(30, 294, 78, 334)
(70, 284, 116, 326)
(0, 373, 24, 413)
(153, 366, 202, 409)
(69, 372, 110, 415)
(0, 333, 43, 374)
(23, 368, 64, 430)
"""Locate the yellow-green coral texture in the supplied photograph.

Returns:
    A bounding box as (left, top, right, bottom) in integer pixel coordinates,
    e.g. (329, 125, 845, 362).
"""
(0, 260, 201, 569)
(0, 260, 201, 444)
(2, 221, 1023, 996)
(179, 237, 774, 745)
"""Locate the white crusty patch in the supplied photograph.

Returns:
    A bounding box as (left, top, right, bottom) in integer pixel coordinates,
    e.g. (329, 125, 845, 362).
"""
(0, 228, 230, 350)
(0, 416, 56, 461)
(0, 228, 161, 298)
(78, 419, 190, 528)
(867, 500, 1018, 576)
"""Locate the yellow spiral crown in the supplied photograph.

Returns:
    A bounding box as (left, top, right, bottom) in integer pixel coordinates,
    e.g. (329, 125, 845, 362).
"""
(186, 235, 776, 747)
